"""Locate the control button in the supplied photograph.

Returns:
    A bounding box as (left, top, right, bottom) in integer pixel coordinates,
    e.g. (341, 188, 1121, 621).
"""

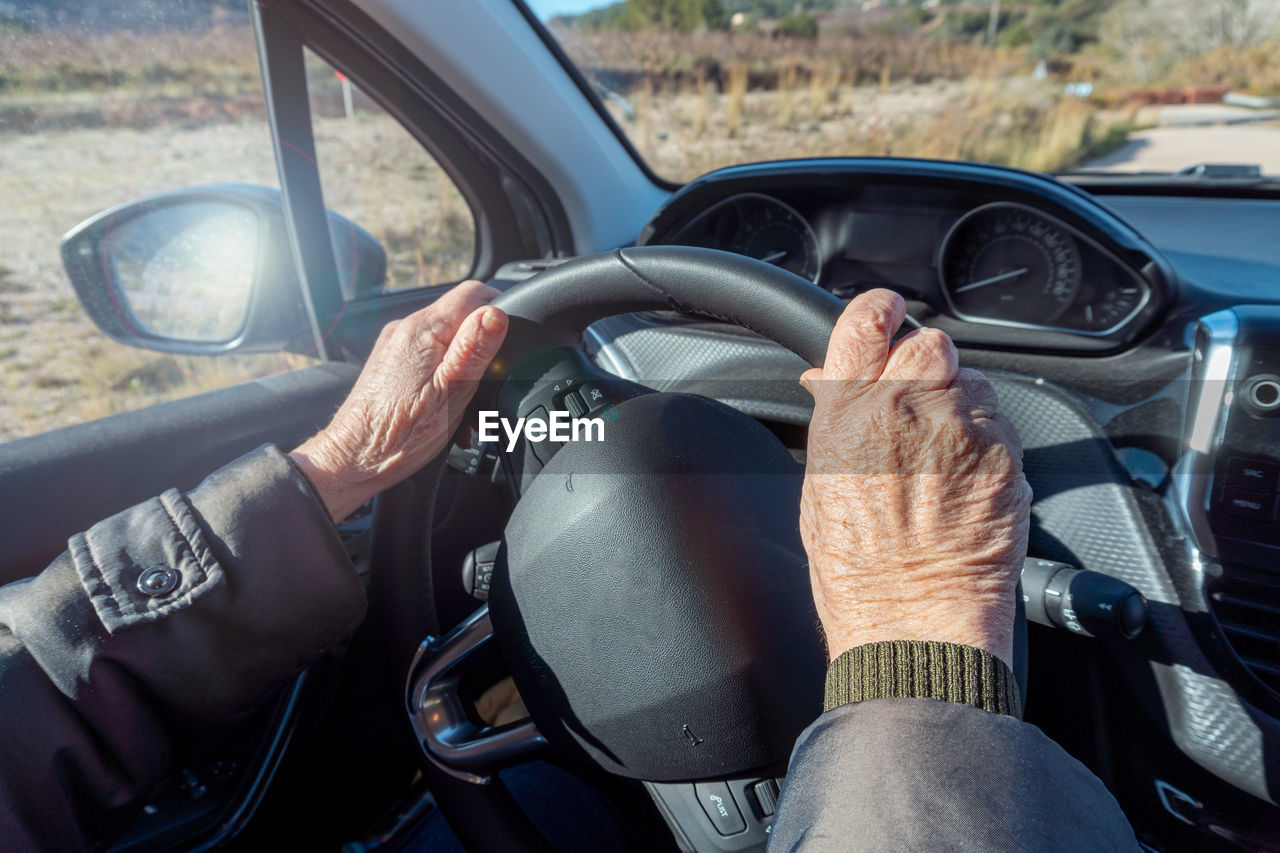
(137, 566, 180, 597)
(752, 778, 780, 817)
(1244, 374, 1280, 414)
(473, 562, 494, 600)
(564, 390, 588, 419)
(579, 383, 606, 410)
(1221, 486, 1277, 522)
(1226, 457, 1279, 492)
(462, 542, 500, 600)
(694, 781, 746, 836)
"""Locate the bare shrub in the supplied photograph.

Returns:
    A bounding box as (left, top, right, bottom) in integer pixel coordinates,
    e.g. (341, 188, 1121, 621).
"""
(1102, 0, 1280, 81)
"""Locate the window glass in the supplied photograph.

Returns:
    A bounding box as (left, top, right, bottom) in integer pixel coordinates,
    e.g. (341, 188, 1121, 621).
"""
(0, 4, 310, 443)
(305, 50, 476, 291)
(537, 0, 1280, 181)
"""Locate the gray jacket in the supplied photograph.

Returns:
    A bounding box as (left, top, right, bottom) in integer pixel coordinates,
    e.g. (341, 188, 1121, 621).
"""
(0, 446, 1136, 851)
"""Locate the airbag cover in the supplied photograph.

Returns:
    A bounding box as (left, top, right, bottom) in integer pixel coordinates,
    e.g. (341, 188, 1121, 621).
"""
(489, 392, 826, 781)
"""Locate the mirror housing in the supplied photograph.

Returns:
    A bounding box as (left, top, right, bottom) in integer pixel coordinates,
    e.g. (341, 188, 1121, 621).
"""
(61, 183, 386, 355)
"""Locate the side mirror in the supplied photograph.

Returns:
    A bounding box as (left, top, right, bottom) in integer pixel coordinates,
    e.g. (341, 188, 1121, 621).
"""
(60, 183, 386, 355)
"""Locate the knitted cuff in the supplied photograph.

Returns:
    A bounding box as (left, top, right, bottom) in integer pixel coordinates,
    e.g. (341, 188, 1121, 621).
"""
(825, 640, 1023, 719)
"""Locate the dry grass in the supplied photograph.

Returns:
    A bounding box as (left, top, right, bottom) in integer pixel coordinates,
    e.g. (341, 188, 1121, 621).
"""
(1162, 41, 1280, 95)
(562, 27, 1126, 182)
(725, 62, 747, 137)
(884, 92, 1129, 173)
(0, 27, 260, 92)
(554, 28, 1023, 94)
(613, 75, 1126, 183)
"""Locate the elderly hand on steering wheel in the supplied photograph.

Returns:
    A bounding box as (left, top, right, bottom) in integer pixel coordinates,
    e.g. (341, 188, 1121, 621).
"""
(289, 281, 509, 522)
(291, 277, 1030, 676)
(800, 289, 1032, 668)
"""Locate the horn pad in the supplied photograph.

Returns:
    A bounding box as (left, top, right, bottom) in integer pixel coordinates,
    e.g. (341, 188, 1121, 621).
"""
(489, 392, 826, 782)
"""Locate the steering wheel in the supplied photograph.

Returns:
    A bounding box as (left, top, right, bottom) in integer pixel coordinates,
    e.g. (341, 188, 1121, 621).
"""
(396, 247, 1029, 852)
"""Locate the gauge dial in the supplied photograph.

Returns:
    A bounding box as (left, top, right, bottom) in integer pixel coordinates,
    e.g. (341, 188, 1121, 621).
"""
(940, 204, 1082, 325)
(1083, 285, 1145, 332)
(670, 192, 822, 283)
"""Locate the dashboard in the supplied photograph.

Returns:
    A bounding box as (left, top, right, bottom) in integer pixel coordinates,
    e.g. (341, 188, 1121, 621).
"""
(567, 157, 1280, 839)
(638, 159, 1171, 353)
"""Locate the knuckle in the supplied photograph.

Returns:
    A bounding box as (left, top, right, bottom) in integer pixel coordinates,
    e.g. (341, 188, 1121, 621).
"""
(852, 309, 894, 340)
(458, 279, 498, 303)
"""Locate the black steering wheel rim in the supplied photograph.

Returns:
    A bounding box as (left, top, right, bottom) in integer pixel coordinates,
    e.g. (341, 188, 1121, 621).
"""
(382, 247, 1027, 852)
(487, 246, 843, 367)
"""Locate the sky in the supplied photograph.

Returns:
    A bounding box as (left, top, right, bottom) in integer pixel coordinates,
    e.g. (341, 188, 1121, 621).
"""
(523, 0, 615, 20)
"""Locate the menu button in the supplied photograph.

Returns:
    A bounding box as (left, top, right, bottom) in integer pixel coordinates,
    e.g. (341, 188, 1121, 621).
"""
(1221, 486, 1278, 523)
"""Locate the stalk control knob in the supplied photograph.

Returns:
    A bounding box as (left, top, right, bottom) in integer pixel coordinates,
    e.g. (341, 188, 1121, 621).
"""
(1021, 558, 1148, 640)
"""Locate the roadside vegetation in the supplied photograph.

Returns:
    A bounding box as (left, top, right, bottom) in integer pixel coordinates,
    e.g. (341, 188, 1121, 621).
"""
(552, 0, 1280, 180)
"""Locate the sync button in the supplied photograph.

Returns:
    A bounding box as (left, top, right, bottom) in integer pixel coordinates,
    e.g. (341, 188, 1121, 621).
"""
(1226, 457, 1279, 492)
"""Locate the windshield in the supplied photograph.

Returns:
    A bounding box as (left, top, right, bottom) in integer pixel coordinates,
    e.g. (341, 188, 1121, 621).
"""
(527, 0, 1280, 183)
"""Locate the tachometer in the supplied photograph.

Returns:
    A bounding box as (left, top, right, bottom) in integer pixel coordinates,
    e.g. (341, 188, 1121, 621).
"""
(670, 192, 821, 283)
(939, 203, 1082, 325)
(1084, 285, 1145, 332)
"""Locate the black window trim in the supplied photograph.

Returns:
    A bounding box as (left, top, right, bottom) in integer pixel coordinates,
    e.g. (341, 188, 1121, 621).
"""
(253, 0, 575, 360)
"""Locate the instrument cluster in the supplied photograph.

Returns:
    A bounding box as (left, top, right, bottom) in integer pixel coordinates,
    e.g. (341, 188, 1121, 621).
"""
(650, 162, 1167, 350)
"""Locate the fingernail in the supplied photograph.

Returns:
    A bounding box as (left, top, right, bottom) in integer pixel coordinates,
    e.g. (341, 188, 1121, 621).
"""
(798, 376, 813, 395)
(480, 306, 506, 334)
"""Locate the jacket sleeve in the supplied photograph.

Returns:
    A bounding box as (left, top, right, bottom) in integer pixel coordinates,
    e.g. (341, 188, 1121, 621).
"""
(0, 445, 366, 852)
(767, 698, 1138, 852)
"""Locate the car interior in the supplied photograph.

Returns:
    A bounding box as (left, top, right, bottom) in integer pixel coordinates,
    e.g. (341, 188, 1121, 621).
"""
(1, 0, 1279, 851)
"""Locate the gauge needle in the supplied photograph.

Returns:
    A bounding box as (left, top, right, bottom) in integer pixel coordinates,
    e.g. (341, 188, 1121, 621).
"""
(757, 250, 788, 264)
(955, 267, 1029, 293)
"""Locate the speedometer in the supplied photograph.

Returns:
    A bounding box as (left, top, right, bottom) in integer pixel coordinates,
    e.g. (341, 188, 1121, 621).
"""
(939, 203, 1082, 325)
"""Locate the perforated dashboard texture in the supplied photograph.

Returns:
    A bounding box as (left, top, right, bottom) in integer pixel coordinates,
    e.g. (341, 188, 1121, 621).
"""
(591, 320, 1277, 804)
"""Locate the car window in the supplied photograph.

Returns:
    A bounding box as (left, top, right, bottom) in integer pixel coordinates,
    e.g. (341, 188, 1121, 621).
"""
(0, 6, 311, 443)
(305, 50, 476, 292)
(534, 0, 1280, 181)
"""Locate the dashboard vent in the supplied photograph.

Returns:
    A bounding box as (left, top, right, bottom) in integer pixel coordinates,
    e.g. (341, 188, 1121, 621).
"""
(1209, 570, 1280, 695)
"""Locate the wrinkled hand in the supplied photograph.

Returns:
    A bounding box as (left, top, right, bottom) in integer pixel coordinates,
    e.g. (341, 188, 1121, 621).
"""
(799, 289, 1031, 667)
(290, 281, 508, 522)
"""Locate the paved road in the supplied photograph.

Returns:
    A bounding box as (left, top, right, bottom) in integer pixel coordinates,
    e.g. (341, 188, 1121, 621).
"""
(1085, 105, 1280, 174)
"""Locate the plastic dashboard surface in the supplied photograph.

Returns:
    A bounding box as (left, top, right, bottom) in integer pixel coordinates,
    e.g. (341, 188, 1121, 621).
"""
(569, 159, 1280, 817)
(638, 159, 1174, 353)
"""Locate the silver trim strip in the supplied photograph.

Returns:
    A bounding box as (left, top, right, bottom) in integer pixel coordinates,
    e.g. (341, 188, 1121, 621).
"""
(583, 322, 639, 380)
(405, 605, 546, 785)
(1170, 309, 1239, 560)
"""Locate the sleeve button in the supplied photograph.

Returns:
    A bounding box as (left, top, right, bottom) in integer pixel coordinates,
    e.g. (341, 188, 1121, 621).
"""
(137, 566, 180, 597)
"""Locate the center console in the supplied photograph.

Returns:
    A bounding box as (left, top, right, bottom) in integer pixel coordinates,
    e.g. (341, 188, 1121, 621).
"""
(1175, 306, 1280, 701)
